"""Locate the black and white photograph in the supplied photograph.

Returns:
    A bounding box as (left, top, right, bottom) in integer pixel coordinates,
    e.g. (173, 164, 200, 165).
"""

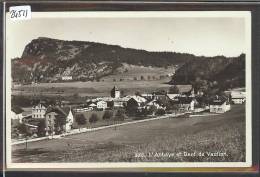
(5, 11, 252, 168)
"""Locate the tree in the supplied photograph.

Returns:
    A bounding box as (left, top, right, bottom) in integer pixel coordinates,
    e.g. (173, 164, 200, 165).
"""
(89, 113, 98, 124)
(75, 114, 86, 130)
(103, 110, 113, 120)
(103, 110, 113, 125)
(37, 119, 46, 137)
(149, 105, 157, 116)
(17, 123, 33, 143)
(155, 109, 166, 116)
(55, 116, 66, 134)
(114, 109, 127, 122)
(169, 85, 179, 94)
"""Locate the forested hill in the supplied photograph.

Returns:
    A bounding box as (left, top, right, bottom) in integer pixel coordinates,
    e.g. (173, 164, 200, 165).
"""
(170, 54, 245, 89)
(11, 37, 244, 86)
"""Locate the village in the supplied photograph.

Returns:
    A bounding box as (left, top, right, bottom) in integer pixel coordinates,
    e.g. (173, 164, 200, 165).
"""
(10, 84, 246, 143)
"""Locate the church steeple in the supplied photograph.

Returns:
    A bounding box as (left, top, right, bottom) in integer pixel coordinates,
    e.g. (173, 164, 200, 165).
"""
(111, 86, 120, 98)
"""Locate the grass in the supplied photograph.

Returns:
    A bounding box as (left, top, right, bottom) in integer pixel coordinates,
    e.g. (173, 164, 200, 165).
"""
(12, 105, 245, 163)
(12, 81, 192, 97)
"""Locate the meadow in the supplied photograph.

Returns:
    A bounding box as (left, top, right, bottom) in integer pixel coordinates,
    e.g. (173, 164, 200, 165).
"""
(12, 80, 192, 97)
(12, 105, 245, 162)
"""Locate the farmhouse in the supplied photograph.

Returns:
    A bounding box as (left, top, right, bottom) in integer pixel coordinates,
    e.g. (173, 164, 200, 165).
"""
(32, 102, 48, 119)
(174, 97, 195, 111)
(11, 106, 24, 124)
(45, 106, 74, 135)
(126, 96, 147, 111)
(209, 96, 231, 113)
(146, 99, 166, 110)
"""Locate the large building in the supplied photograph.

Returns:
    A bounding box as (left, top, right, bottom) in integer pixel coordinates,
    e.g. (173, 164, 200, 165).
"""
(111, 86, 120, 98)
(45, 106, 74, 135)
(209, 96, 231, 113)
(32, 103, 48, 119)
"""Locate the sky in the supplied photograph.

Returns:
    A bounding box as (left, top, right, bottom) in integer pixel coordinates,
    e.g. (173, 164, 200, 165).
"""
(6, 13, 247, 59)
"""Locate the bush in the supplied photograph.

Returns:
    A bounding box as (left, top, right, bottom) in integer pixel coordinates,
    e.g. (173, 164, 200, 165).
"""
(155, 109, 166, 116)
(103, 110, 113, 120)
(37, 119, 46, 137)
(114, 109, 127, 121)
(75, 114, 87, 128)
(89, 113, 98, 124)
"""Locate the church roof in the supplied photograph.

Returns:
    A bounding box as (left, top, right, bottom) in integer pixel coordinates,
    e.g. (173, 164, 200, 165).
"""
(111, 86, 119, 92)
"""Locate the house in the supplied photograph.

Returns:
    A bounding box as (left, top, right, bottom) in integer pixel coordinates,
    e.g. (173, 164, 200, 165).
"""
(32, 102, 48, 119)
(167, 93, 180, 101)
(96, 100, 107, 110)
(141, 93, 154, 100)
(146, 99, 166, 110)
(173, 97, 195, 111)
(61, 76, 73, 81)
(11, 106, 24, 124)
(209, 96, 231, 113)
(182, 87, 195, 98)
(88, 103, 97, 109)
(126, 96, 147, 113)
(111, 86, 120, 98)
(73, 107, 93, 113)
(231, 91, 246, 104)
(45, 106, 74, 135)
(112, 96, 131, 108)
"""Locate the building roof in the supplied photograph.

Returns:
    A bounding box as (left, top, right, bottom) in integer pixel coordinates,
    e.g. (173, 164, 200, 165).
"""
(174, 97, 194, 104)
(167, 94, 180, 100)
(45, 106, 71, 116)
(89, 103, 97, 107)
(111, 86, 119, 92)
(231, 92, 246, 99)
(32, 102, 48, 109)
(128, 95, 147, 103)
(11, 106, 24, 114)
(209, 96, 228, 105)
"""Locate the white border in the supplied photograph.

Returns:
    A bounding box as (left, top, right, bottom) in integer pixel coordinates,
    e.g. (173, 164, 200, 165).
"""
(5, 11, 252, 170)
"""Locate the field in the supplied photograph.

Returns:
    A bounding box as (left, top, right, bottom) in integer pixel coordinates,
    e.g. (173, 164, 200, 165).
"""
(12, 105, 245, 162)
(12, 80, 191, 97)
(101, 63, 175, 82)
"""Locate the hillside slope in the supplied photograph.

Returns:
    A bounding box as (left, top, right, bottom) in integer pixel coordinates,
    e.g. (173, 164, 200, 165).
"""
(170, 54, 245, 89)
(11, 37, 245, 88)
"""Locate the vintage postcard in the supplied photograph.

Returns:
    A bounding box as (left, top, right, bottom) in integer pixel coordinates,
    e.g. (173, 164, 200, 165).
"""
(5, 11, 252, 169)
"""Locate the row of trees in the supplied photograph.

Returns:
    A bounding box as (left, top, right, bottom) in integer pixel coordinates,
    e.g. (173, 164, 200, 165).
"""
(75, 109, 128, 128)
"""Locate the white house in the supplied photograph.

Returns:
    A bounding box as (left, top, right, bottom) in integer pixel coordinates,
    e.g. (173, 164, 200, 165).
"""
(146, 100, 166, 110)
(32, 103, 47, 119)
(167, 94, 180, 101)
(96, 100, 107, 110)
(65, 109, 74, 132)
(231, 91, 246, 104)
(61, 76, 73, 81)
(209, 96, 231, 113)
